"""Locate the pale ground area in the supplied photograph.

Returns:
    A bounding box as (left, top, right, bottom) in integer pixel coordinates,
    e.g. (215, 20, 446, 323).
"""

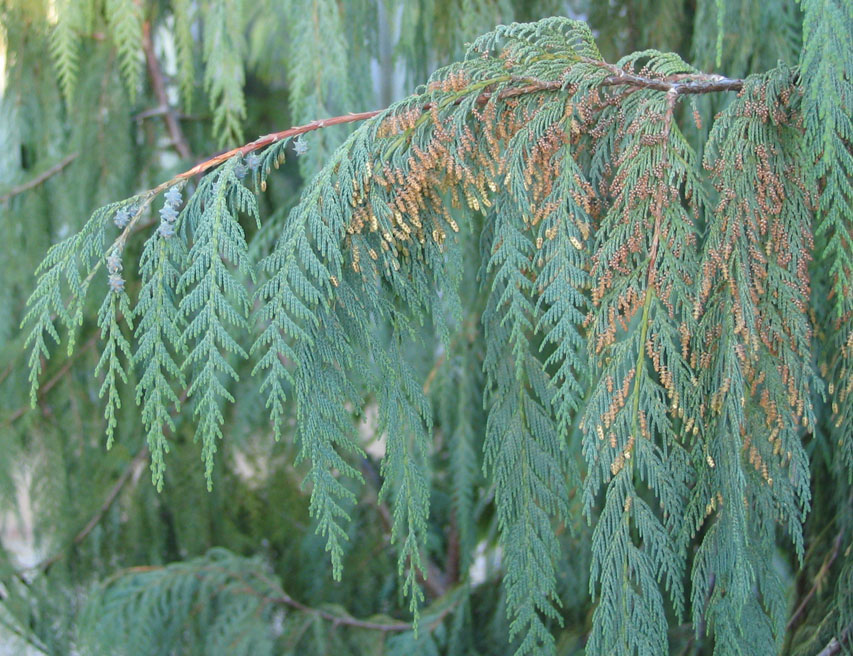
(1, 467, 48, 655)
(0, 405, 497, 652)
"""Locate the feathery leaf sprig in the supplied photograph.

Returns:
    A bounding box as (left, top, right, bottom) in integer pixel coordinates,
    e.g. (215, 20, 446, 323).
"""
(24, 14, 852, 654)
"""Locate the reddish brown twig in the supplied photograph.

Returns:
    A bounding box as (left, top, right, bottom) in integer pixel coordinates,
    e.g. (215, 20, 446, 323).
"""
(174, 108, 386, 182)
(142, 21, 192, 160)
(164, 63, 742, 188)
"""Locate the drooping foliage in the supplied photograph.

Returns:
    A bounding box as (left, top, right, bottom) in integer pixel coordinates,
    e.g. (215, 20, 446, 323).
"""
(2, 1, 853, 655)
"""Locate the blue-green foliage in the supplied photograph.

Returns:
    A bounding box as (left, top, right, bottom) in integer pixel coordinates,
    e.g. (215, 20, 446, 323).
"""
(689, 70, 817, 656)
(203, 0, 249, 145)
(18, 11, 853, 656)
(135, 209, 188, 491)
(178, 161, 257, 487)
(801, 0, 853, 480)
(78, 549, 283, 655)
(282, 0, 355, 175)
(105, 0, 144, 100)
(22, 202, 116, 405)
(171, 0, 196, 109)
(95, 276, 134, 450)
(583, 63, 699, 653)
(252, 135, 361, 580)
(481, 199, 571, 653)
(376, 341, 433, 624)
(50, 0, 84, 107)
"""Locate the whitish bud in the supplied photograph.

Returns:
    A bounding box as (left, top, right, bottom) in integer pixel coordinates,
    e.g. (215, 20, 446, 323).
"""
(113, 207, 131, 229)
(159, 205, 178, 223)
(108, 273, 125, 293)
(106, 253, 123, 274)
(293, 136, 309, 156)
(164, 186, 182, 207)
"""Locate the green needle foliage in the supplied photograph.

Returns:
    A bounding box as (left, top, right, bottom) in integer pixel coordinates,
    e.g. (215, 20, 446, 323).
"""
(2, 1, 853, 655)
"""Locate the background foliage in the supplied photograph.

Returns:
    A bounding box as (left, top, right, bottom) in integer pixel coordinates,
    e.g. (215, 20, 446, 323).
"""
(0, 1, 851, 655)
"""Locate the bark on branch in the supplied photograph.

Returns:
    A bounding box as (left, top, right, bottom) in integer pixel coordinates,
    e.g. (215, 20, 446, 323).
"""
(0, 153, 78, 204)
(164, 62, 743, 188)
(142, 21, 192, 161)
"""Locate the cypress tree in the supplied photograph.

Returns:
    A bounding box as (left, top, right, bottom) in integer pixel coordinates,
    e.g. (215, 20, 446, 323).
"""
(1, 1, 851, 654)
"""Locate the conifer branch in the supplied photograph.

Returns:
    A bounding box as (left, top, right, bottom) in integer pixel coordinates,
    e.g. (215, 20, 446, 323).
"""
(818, 626, 851, 656)
(71, 52, 747, 313)
(268, 591, 408, 631)
(17, 13, 847, 654)
(142, 21, 192, 160)
(102, 559, 459, 634)
(786, 530, 844, 631)
(592, 60, 743, 94)
(0, 613, 49, 654)
(269, 589, 456, 632)
(174, 109, 385, 182)
(162, 64, 743, 191)
(0, 153, 79, 204)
